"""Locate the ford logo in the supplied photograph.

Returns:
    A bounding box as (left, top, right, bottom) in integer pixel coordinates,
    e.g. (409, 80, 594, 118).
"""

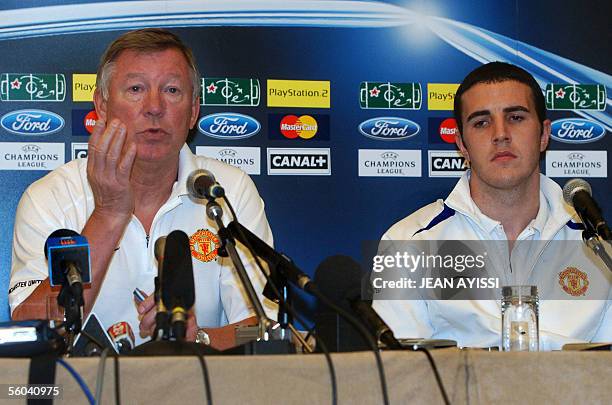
(358, 117, 420, 140)
(0, 109, 64, 136)
(550, 118, 606, 143)
(198, 113, 260, 139)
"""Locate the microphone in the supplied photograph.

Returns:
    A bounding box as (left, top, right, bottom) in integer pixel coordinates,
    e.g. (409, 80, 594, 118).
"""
(107, 321, 135, 354)
(153, 236, 169, 340)
(563, 179, 611, 240)
(226, 221, 313, 292)
(315, 255, 401, 350)
(346, 292, 402, 350)
(44, 229, 91, 305)
(161, 230, 195, 341)
(187, 169, 225, 200)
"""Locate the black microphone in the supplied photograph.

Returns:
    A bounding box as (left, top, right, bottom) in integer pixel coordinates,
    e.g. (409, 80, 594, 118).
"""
(346, 292, 402, 350)
(315, 255, 401, 350)
(153, 236, 169, 340)
(563, 178, 611, 240)
(44, 229, 91, 306)
(187, 169, 225, 200)
(226, 221, 313, 292)
(161, 230, 195, 341)
(313, 255, 369, 352)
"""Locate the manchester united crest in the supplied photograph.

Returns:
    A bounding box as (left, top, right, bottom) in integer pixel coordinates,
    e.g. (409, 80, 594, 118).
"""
(558, 267, 589, 296)
(189, 229, 220, 263)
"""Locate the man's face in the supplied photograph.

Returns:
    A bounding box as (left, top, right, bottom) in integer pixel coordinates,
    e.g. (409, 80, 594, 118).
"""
(94, 48, 199, 163)
(456, 80, 550, 191)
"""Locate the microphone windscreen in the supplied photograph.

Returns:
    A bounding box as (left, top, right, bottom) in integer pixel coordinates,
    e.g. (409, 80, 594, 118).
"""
(161, 230, 195, 311)
(563, 178, 592, 205)
(44, 229, 90, 286)
(186, 169, 216, 200)
(44, 229, 79, 259)
(314, 255, 364, 310)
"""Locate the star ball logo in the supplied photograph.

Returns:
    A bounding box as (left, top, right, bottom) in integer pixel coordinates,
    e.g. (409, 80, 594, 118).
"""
(545, 84, 606, 111)
(359, 82, 422, 110)
(201, 77, 260, 106)
(0, 73, 66, 102)
(268, 114, 330, 140)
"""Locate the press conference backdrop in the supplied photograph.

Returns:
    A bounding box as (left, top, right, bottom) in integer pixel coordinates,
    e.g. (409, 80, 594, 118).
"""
(0, 0, 609, 323)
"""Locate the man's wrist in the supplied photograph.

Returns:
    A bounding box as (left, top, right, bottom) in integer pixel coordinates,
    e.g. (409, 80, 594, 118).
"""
(195, 328, 211, 345)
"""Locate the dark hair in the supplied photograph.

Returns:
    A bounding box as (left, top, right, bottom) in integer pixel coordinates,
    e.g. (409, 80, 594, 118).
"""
(453, 62, 546, 135)
(96, 28, 200, 102)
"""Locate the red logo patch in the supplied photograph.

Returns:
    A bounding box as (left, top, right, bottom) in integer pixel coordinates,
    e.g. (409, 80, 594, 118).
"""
(558, 267, 589, 296)
(189, 229, 220, 263)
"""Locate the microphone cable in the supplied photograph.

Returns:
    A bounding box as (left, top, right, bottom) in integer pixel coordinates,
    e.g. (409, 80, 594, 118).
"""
(415, 347, 450, 405)
(113, 355, 121, 405)
(312, 287, 390, 405)
(94, 347, 111, 405)
(221, 195, 338, 405)
(57, 358, 95, 404)
(183, 343, 213, 405)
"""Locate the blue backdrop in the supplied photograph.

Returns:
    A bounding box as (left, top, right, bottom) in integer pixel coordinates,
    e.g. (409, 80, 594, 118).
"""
(0, 0, 609, 325)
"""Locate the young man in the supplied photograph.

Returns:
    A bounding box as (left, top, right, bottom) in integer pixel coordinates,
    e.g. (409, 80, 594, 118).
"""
(9, 29, 274, 350)
(373, 62, 611, 350)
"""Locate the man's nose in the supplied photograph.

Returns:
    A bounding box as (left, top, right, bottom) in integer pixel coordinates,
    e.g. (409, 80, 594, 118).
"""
(492, 118, 510, 145)
(144, 90, 164, 117)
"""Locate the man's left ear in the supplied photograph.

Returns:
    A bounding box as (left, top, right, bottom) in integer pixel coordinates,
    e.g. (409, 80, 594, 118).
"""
(190, 97, 200, 129)
(455, 131, 470, 163)
(540, 119, 551, 152)
(93, 88, 107, 121)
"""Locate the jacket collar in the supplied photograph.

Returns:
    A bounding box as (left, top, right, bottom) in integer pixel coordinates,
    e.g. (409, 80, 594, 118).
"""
(171, 143, 199, 199)
(445, 170, 574, 238)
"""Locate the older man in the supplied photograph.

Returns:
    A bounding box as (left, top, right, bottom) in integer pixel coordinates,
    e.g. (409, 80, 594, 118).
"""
(9, 29, 273, 350)
(373, 62, 611, 350)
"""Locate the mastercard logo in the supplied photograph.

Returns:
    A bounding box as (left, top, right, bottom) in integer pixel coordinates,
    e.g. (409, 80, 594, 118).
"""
(84, 110, 98, 134)
(280, 115, 318, 139)
(438, 118, 458, 143)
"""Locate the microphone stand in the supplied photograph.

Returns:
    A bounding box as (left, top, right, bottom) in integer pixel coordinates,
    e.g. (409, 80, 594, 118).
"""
(582, 228, 612, 273)
(57, 284, 83, 352)
(206, 201, 272, 339)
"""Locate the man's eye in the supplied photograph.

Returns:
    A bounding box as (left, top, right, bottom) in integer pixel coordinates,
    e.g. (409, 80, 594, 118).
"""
(166, 87, 180, 94)
(128, 85, 142, 92)
(473, 120, 488, 128)
(509, 114, 524, 122)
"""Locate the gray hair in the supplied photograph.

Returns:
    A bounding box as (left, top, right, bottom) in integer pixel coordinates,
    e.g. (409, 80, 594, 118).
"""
(96, 28, 200, 102)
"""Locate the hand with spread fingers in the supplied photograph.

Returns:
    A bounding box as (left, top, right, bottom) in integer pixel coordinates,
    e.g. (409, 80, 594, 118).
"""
(87, 118, 137, 222)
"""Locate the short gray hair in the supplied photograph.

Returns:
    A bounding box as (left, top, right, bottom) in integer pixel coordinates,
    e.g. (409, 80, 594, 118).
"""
(96, 28, 200, 102)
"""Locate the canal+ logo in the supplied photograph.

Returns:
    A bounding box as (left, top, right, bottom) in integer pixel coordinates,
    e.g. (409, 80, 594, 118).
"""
(358, 117, 420, 141)
(550, 118, 606, 143)
(1, 109, 64, 136)
(198, 113, 260, 140)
